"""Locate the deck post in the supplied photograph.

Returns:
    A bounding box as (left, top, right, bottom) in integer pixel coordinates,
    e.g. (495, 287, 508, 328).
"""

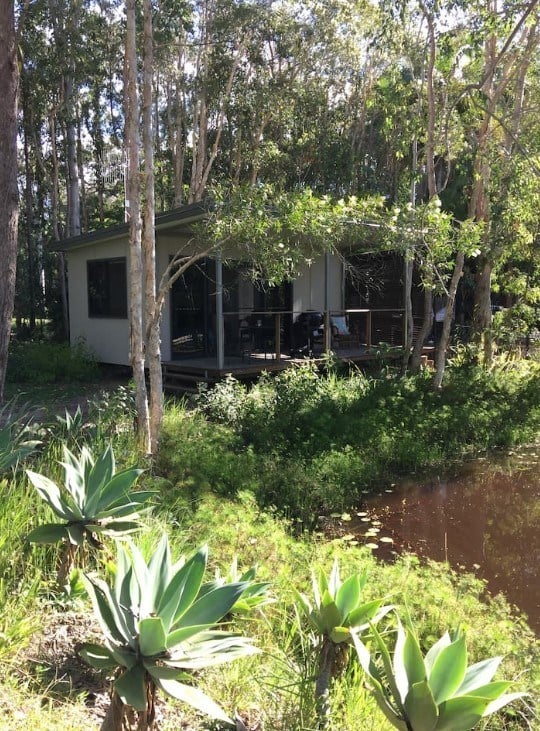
(366, 310, 372, 349)
(275, 312, 281, 361)
(324, 250, 331, 352)
(215, 251, 224, 370)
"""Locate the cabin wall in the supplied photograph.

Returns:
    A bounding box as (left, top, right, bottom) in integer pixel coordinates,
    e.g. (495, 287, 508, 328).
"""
(66, 238, 130, 365)
(293, 254, 343, 317)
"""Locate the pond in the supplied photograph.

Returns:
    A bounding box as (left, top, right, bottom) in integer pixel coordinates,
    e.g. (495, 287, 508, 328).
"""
(340, 446, 540, 632)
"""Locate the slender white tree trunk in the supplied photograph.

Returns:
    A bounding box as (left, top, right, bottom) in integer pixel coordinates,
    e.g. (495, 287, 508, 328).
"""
(142, 0, 163, 455)
(125, 0, 150, 453)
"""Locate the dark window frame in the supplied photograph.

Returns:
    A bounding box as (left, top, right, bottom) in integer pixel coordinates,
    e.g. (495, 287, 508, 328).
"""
(87, 257, 128, 319)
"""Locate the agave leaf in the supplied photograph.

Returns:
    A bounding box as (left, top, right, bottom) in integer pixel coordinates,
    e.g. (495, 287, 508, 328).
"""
(239, 565, 257, 582)
(146, 535, 171, 617)
(82, 575, 130, 646)
(369, 622, 407, 718)
(110, 645, 138, 670)
(95, 494, 154, 520)
(84, 574, 135, 647)
(26, 470, 74, 521)
(66, 523, 85, 545)
(165, 637, 258, 669)
(455, 656, 503, 696)
(91, 520, 142, 535)
(153, 677, 231, 724)
(79, 643, 117, 670)
(159, 546, 207, 631)
(329, 626, 351, 644)
(347, 598, 384, 628)
(401, 623, 426, 692)
(96, 468, 144, 512)
(483, 691, 527, 717)
(166, 624, 213, 649)
(84, 445, 114, 515)
(145, 663, 186, 681)
(319, 593, 343, 632)
(139, 616, 167, 657)
(114, 663, 148, 711)
(129, 542, 150, 607)
(27, 523, 68, 544)
(328, 558, 340, 597)
(424, 631, 452, 676)
(429, 633, 468, 704)
(312, 568, 323, 608)
(353, 635, 408, 730)
(403, 680, 438, 731)
(434, 695, 490, 731)
(176, 583, 247, 629)
(335, 574, 361, 619)
(457, 680, 513, 700)
(393, 618, 409, 703)
(293, 589, 313, 619)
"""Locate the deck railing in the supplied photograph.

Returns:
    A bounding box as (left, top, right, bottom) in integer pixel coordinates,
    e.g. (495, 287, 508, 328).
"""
(219, 308, 405, 363)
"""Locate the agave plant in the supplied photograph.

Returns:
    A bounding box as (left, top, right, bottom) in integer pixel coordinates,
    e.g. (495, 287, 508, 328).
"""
(27, 444, 152, 583)
(354, 618, 526, 731)
(80, 536, 259, 730)
(294, 559, 392, 716)
(0, 399, 40, 474)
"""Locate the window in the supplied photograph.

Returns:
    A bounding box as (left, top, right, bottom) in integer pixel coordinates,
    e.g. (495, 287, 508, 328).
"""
(87, 258, 127, 318)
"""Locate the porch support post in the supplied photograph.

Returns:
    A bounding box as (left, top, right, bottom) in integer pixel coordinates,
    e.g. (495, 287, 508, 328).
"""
(324, 250, 331, 352)
(215, 251, 224, 370)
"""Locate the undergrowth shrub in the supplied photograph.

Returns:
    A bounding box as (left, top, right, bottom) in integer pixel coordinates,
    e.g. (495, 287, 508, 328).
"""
(178, 358, 540, 521)
(7, 340, 98, 384)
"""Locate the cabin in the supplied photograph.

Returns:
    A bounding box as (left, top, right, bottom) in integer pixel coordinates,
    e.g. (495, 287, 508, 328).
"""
(58, 203, 414, 391)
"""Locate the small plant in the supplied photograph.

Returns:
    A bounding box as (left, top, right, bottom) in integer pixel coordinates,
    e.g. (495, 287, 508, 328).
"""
(0, 398, 40, 474)
(205, 557, 273, 615)
(354, 617, 526, 731)
(80, 536, 259, 730)
(295, 558, 391, 719)
(27, 444, 152, 583)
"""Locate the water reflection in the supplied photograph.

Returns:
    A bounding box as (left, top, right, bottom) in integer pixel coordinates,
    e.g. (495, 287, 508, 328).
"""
(357, 447, 540, 632)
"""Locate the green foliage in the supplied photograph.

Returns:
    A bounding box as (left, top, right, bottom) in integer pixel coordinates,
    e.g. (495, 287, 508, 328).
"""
(187, 359, 540, 521)
(7, 340, 99, 384)
(0, 400, 40, 474)
(295, 559, 391, 646)
(27, 444, 152, 547)
(355, 618, 527, 731)
(80, 536, 259, 723)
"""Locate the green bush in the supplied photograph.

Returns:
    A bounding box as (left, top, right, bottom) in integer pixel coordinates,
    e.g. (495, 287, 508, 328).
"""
(181, 358, 540, 521)
(7, 340, 98, 384)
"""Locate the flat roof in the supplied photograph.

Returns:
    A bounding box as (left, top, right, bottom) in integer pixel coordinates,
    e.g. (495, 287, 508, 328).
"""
(56, 202, 207, 251)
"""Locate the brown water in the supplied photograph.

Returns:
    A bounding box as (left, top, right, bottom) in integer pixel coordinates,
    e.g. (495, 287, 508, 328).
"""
(343, 446, 540, 632)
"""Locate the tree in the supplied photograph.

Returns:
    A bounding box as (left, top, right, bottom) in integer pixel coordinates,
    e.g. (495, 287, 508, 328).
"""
(0, 0, 20, 402)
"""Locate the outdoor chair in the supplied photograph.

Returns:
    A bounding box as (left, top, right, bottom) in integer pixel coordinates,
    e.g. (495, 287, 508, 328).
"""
(330, 314, 360, 350)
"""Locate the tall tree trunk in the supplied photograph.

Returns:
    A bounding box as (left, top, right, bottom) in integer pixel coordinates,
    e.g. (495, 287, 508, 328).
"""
(125, 0, 150, 454)
(142, 0, 163, 455)
(0, 0, 19, 402)
(433, 252, 464, 389)
(49, 113, 70, 339)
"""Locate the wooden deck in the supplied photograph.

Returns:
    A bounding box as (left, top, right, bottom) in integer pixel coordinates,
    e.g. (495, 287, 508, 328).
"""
(162, 346, 403, 393)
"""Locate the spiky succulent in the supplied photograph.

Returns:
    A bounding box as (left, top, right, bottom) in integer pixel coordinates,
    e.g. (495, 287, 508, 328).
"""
(80, 536, 259, 723)
(27, 444, 152, 547)
(354, 619, 526, 731)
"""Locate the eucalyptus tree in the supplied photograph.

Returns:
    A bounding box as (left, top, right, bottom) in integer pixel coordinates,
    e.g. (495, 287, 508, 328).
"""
(0, 0, 19, 403)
